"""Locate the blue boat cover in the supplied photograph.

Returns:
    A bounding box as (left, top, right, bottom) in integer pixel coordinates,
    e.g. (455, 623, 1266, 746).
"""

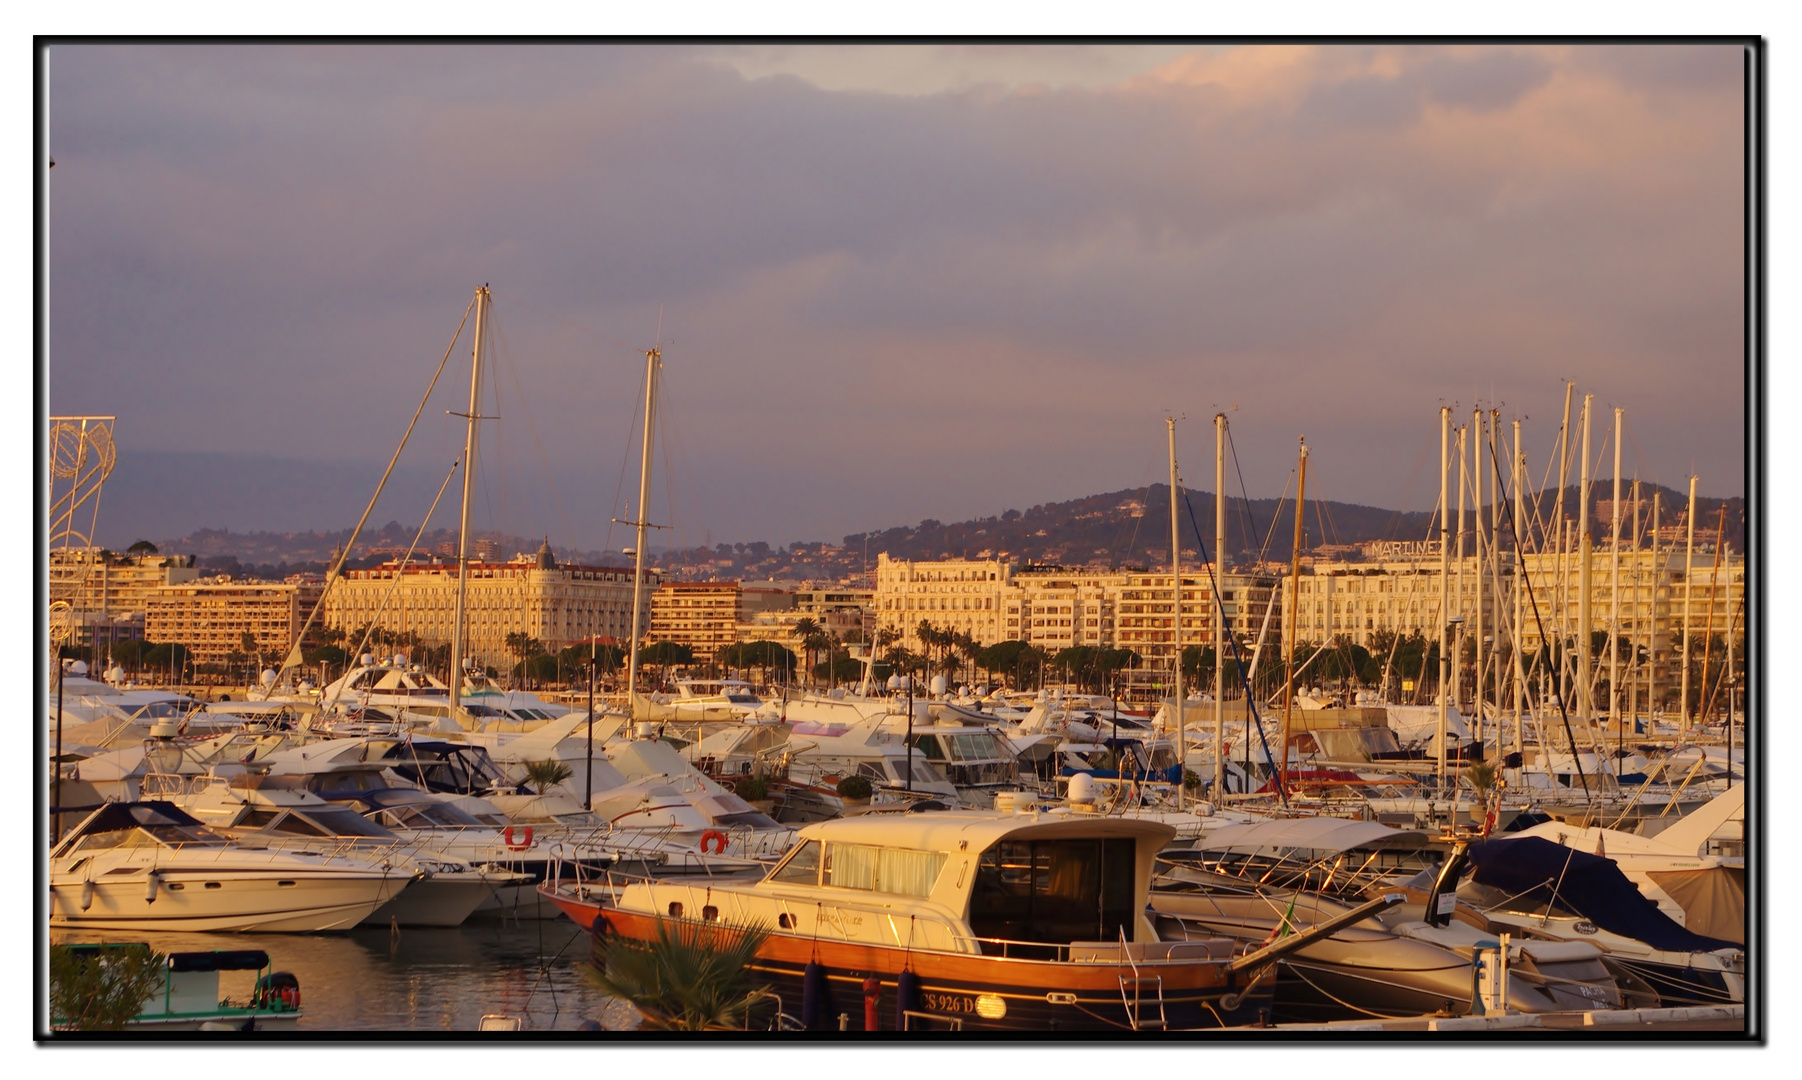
(1466, 837, 1737, 954)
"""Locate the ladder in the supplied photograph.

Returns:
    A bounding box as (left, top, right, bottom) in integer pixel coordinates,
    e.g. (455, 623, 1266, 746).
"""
(1117, 928, 1167, 1030)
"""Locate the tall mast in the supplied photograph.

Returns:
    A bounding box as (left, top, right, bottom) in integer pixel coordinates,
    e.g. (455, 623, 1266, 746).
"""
(626, 347, 661, 711)
(1488, 411, 1505, 725)
(1279, 437, 1308, 799)
(1629, 477, 1642, 730)
(1512, 418, 1527, 763)
(1577, 394, 1593, 729)
(1649, 490, 1661, 724)
(1214, 413, 1227, 799)
(1167, 417, 1185, 807)
(1471, 407, 1485, 747)
(1609, 407, 1623, 736)
(1680, 476, 1696, 735)
(1555, 382, 1574, 696)
(1437, 407, 1451, 789)
(1455, 424, 1468, 715)
(449, 285, 490, 722)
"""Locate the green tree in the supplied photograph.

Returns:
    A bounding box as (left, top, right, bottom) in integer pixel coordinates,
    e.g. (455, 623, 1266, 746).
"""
(126, 540, 158, 556)
(584, 919, 774, 1031)
(791, 618, 822, 689)
(49, 943, 165, 1031)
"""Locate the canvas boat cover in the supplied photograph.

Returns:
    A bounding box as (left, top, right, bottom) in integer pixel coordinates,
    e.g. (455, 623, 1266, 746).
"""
(1466, 836, 1739, 954)
(1199, 817, 1424, 855)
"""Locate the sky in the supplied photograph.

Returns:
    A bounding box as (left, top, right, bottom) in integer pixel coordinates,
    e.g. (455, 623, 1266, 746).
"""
(43, 42, 1749, 553)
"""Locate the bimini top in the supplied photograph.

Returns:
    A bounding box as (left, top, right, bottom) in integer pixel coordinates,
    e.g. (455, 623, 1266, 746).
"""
(1199, 817, 1424, 856)
(794, 809, 1176, 856)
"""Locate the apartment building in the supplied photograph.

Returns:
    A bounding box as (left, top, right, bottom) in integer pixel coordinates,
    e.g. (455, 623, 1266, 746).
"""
(325, 541, 657, 667)
(874, 553, 1277, 662)
(145, 579, 326, 665)
(49, 547, 201, 617)
(647, 580, 796, 662)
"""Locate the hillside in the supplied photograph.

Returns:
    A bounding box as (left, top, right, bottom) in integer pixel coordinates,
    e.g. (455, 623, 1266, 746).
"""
(152, 481, 1744, 585)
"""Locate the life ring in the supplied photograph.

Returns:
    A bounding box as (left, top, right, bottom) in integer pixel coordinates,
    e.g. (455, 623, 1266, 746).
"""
(503, 825, 534, 850)
(699, 829, 729, 855)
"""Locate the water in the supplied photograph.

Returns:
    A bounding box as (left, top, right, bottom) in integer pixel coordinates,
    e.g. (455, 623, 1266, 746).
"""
(50, 920, 640, 1032)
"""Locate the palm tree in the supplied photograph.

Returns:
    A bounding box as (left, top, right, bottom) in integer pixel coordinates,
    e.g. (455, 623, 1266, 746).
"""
(522, 758, 573, 794)
(792, 618, 821, 689)
(585, 918, 774, 1031)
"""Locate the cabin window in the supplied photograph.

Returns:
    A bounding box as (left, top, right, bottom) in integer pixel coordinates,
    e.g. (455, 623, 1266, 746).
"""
(968, 838, 1137, 953)
(822, 843, 947, 898)
(769, 840, 822, 885)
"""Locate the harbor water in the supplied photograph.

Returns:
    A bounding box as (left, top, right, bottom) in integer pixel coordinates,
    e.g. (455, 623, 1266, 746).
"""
(49, 921, 636, 1033)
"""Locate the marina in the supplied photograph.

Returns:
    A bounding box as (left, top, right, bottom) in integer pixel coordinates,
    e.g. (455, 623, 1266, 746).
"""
(39, 40, 1757, 1043)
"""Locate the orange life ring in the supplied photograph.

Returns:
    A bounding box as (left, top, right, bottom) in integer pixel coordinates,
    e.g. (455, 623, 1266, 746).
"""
(699, 829, 728, 855)
(503, 825, 534, 850)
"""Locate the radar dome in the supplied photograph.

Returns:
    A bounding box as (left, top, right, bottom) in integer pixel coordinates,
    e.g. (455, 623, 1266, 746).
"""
(1067, 772, 1096, 804)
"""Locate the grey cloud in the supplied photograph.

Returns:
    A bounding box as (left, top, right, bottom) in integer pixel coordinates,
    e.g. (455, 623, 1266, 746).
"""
(45, 44, 1747, 546)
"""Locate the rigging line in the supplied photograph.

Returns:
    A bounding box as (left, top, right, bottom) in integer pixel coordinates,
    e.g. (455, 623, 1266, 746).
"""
(491, 307, 574, 549)
(1485, 430, 1592, 801)
(603, 351, 649, 559)
(270, 293, 475, 690)
(1258, 471, 1295, 566)
(1224, 425, 1260, 561)
(327, 457, 462, 715)
(655, 353, 683, 555)
(1180, 488, 1284, 805)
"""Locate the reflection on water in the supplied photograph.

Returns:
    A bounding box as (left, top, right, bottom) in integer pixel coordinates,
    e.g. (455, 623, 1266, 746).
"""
(51, 921, 638, 1032)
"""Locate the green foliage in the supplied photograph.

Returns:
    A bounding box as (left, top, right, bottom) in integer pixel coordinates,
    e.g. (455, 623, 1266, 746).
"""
(49, 943, 166, 1031)
(639, 641, 694, 668)
(814, 655, 863, 683)
(523, 758, 574, 791)
(584, 918, 774, 1031)
(303, 644, 350, 670)
(975, 639, 1047, 688)
(560, 642, 626, 673)
(1465, 760, 1498, 800)
(127, 540, 158, 555)
(835, 774, 874, 800)
(143, 642, 189, 670)
(733, 774, 769, 802)
(716, 640, 796, 673)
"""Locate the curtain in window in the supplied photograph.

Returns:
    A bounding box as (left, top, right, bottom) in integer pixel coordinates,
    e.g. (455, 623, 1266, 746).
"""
(826, 844, 947, 897)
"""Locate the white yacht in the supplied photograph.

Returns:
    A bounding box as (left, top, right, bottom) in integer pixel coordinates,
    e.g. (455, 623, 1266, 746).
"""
(49, 801, 417, 932)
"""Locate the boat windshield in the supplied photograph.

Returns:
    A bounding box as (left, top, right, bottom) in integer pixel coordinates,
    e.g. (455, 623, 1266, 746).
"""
(367, 800, 486, 829)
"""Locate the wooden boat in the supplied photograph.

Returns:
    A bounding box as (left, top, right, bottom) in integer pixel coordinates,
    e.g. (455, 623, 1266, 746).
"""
(542, 809, 1400, 1031)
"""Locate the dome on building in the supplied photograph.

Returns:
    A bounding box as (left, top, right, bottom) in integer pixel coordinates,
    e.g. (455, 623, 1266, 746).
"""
(536, 537, 556, 570)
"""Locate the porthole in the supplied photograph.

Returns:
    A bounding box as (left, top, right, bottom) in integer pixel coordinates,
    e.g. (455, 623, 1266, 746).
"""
(667, 901, 684, 918)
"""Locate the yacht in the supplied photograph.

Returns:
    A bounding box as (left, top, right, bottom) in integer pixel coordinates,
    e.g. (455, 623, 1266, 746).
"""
(176, 766, 530, 927)
(49, 801, 417, 932)
(542, 810, 1403, 1030)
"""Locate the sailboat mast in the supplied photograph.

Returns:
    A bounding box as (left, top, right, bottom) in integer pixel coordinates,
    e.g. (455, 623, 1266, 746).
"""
(1512, 418, 1527, 763)
(1650, 489, 1661, 725)
(1279, 438, 1307, 799)
(1577, 394, 1594, 729)
(1680, 476, 1697, 735)
(449, 285, 489, 722)
(1437, 407, 1451, 790)
(1214, 413, 1227, 799)
(626, 348, 661, 709)
(1609, 407, 1623, 736)
(1167, 417, 1185, 807)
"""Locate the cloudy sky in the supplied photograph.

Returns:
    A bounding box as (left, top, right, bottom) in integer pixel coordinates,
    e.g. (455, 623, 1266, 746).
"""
(44, 43, 1748, 553)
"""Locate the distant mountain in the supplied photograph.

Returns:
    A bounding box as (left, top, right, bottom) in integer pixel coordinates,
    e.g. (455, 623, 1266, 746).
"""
(142, 481, 1746, 584)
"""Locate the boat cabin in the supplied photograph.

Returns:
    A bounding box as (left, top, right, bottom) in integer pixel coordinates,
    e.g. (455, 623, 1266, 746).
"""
(612, 812, 1176, 958)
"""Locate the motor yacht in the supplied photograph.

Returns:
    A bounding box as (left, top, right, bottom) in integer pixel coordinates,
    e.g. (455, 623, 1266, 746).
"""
(176, 766, 530, 927)
(542, 810, 1405, 1031)
(49, 801, 417, 932)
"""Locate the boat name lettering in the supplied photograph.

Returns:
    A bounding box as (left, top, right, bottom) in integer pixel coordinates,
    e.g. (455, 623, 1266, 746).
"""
(1572, 920, 1597, 935)
(922, 992, 978, 1014)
